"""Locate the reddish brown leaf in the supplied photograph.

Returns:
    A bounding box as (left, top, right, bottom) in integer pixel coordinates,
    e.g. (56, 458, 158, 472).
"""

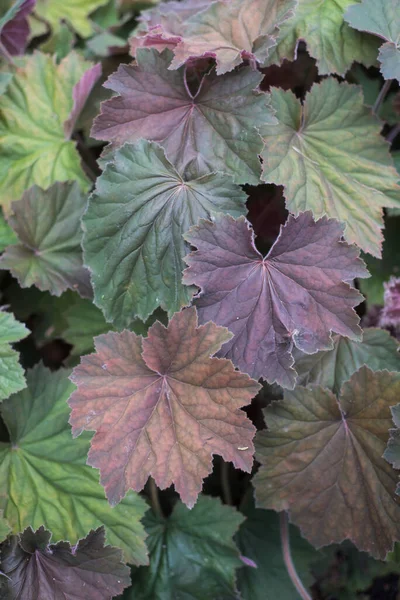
(183, 212, 368, 388)
(69, 307, 260, 508)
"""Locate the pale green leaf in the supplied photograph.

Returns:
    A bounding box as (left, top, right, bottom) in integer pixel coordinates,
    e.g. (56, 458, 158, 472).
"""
(0, 209, 17, 252)
(0, 310, 29, 402)
(35, 0, 109, 38)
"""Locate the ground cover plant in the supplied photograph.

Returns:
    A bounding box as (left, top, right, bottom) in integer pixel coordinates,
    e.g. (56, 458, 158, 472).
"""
(1, 0, 400, 598)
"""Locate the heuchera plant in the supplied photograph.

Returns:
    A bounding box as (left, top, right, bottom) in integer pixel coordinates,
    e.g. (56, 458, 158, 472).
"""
(1, 0, 400, 598)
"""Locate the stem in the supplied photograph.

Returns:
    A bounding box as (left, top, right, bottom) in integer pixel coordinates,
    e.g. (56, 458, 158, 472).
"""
(373, 79, 392, 115)
(387, 122, 400, 144)
(280, 512, 312, 600)
(149, 477, 163, 519)
(221, 461, 233, 505)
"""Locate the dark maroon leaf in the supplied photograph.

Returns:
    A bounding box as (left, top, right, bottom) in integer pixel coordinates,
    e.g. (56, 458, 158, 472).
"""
(0, 0, 35, 56)
(64, 62, 102, 139)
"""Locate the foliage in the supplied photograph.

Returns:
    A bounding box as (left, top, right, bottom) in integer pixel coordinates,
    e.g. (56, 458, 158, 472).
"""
(1, 0, 400, 598)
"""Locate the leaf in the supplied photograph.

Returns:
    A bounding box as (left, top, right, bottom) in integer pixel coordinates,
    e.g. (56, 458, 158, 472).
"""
(0, 183, 91, 298)
(359, 216, 400, 305)
(83, 140, 247, 326)
(0, 210, 17, 252)
(294, 328, 400, 395)
(91, 48, 274, 184)
(253, 366, 400, 559)
(183, 212, 368, 388)
(0, 526, 131, 600)
(125, 495, 244, 600)
(380, 277, 400, 328)
(266, 0, 379, 76)
(69, 307, 260, 508)
(0, 310, 29, 402)
(0, 52, 91, 213)
(0, 363, 148, 566)
(35, 0, 109, 38)
(0, 513, 10, 542)
(261, 78, 400, 257)
(235, 495, 320, 600)
(345, 0, 400, 81)
(167, 0, 297, 75)
(64, 62, 102, 139)
(384, 403, 400, 472)
(0, 0, 35, 56)
(0, 73, 12, 95)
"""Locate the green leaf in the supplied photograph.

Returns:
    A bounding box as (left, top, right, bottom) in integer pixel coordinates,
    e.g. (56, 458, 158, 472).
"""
(35, 0, 109, 38)
(83, 140, 248, 325)
(266, 0, 379, 75)
(345, 0, 400, 81)
(359, 216, 400, 304)
(0, 183, 91, 298)
(0, 311, 29, 402)
(254, 367, 400, 559)
(294, 328, 400, 394)
(124, 496, 244, 599)
(63, 296, 116, 356)
(0, 511, 10, 542)
(0, 210, 17, 252)
(0, 52, 90, 213)
(261, 78, 400, 257)
(0, 363, 148, 566)
(0, 73, 12, 95)
(236, 495, 320, 600)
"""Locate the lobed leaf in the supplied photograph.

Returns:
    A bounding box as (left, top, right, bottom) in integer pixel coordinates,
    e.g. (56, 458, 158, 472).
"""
(266, 0, 379, 75)
(254, 367, 400, 559)
(0, 526, 131, 599)
(183, 212, 368, 388)
(261, 78, 400, 257)
(0, 182, 91, 298)
(0, 363, 148, 566)
(91, 48, 274, 184)
(345, 0, 400, 81)
(64, 62, 102, 139)
(83, 139, 247, 326)
(125, 495, 244, 599)
(0, 52, 91, 213)
(69, 307, 260, 508)
(0, 311, 29, 402)
(35, 0, 109, 38)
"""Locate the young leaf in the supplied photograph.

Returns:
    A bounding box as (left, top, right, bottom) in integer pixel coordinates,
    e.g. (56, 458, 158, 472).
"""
(261, 79, 400, 257)
(125, 495, 244, 600)
(167, 0, 296, 75)
(83, 140, 247, 326)
(294, 328, 400, 394)
(0, 310, 29, 402)
(266, 0, 379, 75)
(0, 52, 91, 213)
(345, 0, 400, 81)
(183, 212, 368, 388)
(0, 0, 35, 56)
(0, 363, 148, 566)
(0, 526, 131, 600)
(91, 48, 274, 184)
(380, 277, 400, 328)
(253, 367, 400, 559)
(0, 182, 91, 298)
(35, 0, 109, 38)
(69, 307, 260, 508)
(64, 62, 102, 139)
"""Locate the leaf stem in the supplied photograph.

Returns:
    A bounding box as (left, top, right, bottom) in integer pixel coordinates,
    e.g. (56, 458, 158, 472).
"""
(387, 123, 400, 144)
(280, 511, 312, 600)
(373, 79, 392, 115)
(149, 477, 164, 519)
(221, 461, 233, 505)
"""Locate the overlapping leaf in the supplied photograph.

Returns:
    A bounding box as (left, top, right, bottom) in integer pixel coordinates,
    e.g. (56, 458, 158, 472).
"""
(166, 0, 296, 75)
(0, 527, 131, 600)
(0, 183, 91, 298)
(64, 62, 102, 139)
(0, 311, 29, 402)
(261, 78, 400, 257)
(183, 212, 368, 388)
(380, 277, 400, 328)
(0, 0, 35, 56)
(35, 0, 109, 38)
(0, 363, 148, 565)
(125, 496, 244, 599)
(254, 367, 400, 559)
(0, 52, 91, 212)
(92, 48, 274, 184)
(83, 140, 247, 326)
(69, 307, 260, 508)
(0, 210, 17, 252)
(345, 0, 400, 81)
(266, 0, 379, 75)
(294, 328, 400, 394)
(384, 403, 400, 474)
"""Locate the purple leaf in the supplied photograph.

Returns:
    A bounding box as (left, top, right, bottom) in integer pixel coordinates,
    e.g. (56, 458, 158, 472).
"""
(380, 277, 400, 329)
(0, 0, 36, 56)
(64, 62, 102, 139)
(183, 212, 369, 388)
